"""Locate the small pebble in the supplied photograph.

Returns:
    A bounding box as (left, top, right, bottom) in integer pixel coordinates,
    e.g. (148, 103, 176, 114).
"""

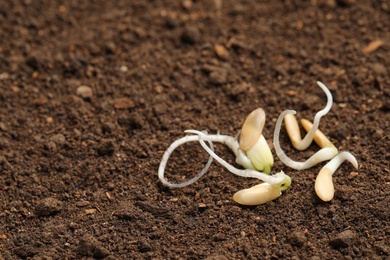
(214, 44, 229, 60)
(76, 86, 93, 100)
(50, 134, 66, 146)
(76, 201, 90, 207)
(230, 82, 250, 96)
(154, 85, 164, 93)
(349, 171, 359, 178)
(85, 209, 97, 215)
(181, 0, 193, 10)
(0, 72, 9, 80)
(198, 203, 207, 208)
(120, 65, 128, 72)
(113, 97, 134, 109)
(101, 122, 116, 134)
(46, 117, 53, 124)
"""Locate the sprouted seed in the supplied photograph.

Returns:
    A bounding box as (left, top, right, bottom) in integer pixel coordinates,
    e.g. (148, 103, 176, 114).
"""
(315, 151, 358, 201)
(239, 108, 274, 173)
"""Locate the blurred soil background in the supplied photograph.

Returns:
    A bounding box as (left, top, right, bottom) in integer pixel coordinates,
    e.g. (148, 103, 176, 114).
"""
(0, 0, 389, 259)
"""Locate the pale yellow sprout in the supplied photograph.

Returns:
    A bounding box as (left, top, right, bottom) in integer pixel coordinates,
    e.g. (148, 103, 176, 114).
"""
(315, 151, 358, 201)
(239, 108, 274, 174)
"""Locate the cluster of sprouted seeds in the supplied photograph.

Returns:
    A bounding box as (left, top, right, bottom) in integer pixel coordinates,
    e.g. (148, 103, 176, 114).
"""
(158, 81, 358, 205)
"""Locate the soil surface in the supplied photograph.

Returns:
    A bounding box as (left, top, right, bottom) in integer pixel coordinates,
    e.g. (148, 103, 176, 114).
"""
(0, 0, 389, 259)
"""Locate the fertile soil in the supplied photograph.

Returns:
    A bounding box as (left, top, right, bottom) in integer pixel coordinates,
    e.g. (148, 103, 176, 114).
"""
(0, 0, 389, 259)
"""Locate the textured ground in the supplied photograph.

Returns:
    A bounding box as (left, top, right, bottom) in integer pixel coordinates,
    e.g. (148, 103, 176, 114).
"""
(0, 0, 389, 259)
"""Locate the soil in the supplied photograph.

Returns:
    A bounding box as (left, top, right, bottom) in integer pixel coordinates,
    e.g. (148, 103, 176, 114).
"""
(0, 0, 389, 259)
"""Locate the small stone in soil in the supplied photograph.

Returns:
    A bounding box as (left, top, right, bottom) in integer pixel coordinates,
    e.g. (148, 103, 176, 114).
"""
(329, 230, 355, 248)
(214, 44, 229, 60)
(76, 85, 93, 100)
(113, 97, 135, 109)
(85, 208, 97, 215)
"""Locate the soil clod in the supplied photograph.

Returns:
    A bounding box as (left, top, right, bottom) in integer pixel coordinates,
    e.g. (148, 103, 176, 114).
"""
(329, 230, 355, 248)
(35, 197, 63, 217)
(78, 234, 110, 258)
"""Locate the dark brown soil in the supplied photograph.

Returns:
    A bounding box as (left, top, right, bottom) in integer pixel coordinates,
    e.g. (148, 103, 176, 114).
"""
(0, 0, 389, 259)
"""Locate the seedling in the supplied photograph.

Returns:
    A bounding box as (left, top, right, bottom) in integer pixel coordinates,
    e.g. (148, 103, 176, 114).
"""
(158, 81, 358, 205)
(238, 108, 273, 174)
(314, 151, 358, 201)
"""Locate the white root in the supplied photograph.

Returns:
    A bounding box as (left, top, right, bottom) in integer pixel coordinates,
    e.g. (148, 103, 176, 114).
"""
(158, 131, 253, 188)
(158, 134, 215, 188)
